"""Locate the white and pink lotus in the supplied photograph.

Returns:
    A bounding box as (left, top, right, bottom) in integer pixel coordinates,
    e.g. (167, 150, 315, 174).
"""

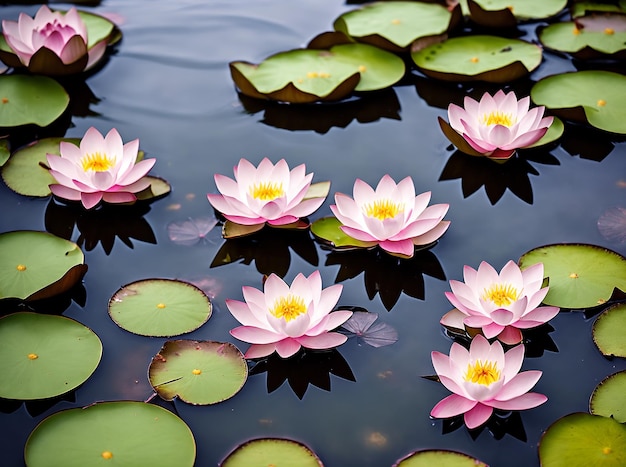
(47, 127, 156, 209)
(430, 334, 547, 429)
(330, 175, 450, 258)
(441, 260, 560, 345)
(440, 90, 553, 161)
(1, 6, 109, 75)
(227, 271, 352, 359)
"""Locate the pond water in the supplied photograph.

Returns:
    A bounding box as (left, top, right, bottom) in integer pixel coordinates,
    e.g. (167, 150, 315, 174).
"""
(2, 1, 626, 466)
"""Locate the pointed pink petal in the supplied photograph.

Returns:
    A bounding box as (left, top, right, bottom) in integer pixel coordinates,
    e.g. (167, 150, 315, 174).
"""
(230, 326, 281, 344)
(275, 338, 302, 358)
(244, 343, 276, 359)
(431, 394, 477, 418)
(496, 370, 543, 401)
(464, 403, 493, 429)
(497, 326, 523, 345)
(488, 392, 547, 411)
(80, 191, 103, 209)
(297, 332, 347, 350)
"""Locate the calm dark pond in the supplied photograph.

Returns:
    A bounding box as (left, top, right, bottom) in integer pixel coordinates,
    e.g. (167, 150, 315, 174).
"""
(1, 1, 626, 466)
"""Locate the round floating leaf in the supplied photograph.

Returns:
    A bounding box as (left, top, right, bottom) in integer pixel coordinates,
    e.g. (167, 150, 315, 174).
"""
(109, 279, 212, 337)
(593, 302, 626, 358)
(221, 438, 323, 467)
(468, 0, 566, 28)
(394, 449, 488, 467)
(77, 10, 116, 49)
(149, 340, 248, 405)
(0, 230, 86, 301)
(135, 175, 172, 201)
(571, 2, 626, 18)
(333, 1, 460, 52)
(0, 75, 69, 127)
(1, 137, 78, 197)
(412, 35, 542, 83)
(590, 371, 626, 422)
(518, 243, 626, 309)
(0, 312, 101, 400)
(25, 401, 195, 467)
(531, 71, 626, 134)
(539, 413, 626, 467)
(310, 216, 376, 250)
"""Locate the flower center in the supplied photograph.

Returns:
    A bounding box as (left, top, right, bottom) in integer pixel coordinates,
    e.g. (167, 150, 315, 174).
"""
(364, 199, 403, 220)
(483, 111, 515, 127)
(250, 181, 284, 201)
(464, 360, 501, 386)
(271, 294, 307, 322)
(482, 283, 519, 307)
(81, 152, 115, 172)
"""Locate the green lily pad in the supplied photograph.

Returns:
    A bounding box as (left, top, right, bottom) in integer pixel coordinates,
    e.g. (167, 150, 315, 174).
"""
(333, 1, 461, 52)
(135, 176, 172, 201)
(539, 413, 626, 467)
(77, 10, 116, 49)
(590, 371, 626, 422)
(531, 71, 626, 134)
(412, 35, 542, 83)
(0, 230, 87, 301)
(25, 401, 195, 467)
(518, 243, 626, 309)
(1, 137, 78, 197)
(149, 340, 248, 405)
(109, 279, 212, 337)
(524, 116, 564, 149)
(310, 216, 376, 250)
(394, 449, 488, 467)
(0, 312, 101, 400)
(0, 137, 9, 166)
(593, 302, 626, 358)
(571, 2, 626, 18)
(467, 0, 567, 28)
(0, 75, 69, 127)
(221, 438, 323, 467)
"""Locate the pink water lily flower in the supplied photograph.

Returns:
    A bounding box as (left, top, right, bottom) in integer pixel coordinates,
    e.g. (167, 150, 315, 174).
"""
(440, 90, 554, 161)
(47, 127, 156, 209)
(431, 335, 547, 429)
(1, 6, 108, 75)
(441, 261, 560, 345)
(227, 271, 352, 359)
(330, 175, 450, 258)
(207, 158, 328, 228)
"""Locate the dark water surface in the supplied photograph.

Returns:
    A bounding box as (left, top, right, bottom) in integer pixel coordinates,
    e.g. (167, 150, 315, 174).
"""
(1, 1, 626, 466)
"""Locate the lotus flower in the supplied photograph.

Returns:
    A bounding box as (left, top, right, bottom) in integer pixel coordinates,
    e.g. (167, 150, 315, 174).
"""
(439, 90, 554, 161)
(1, 6, 108, 75)
(47, 127, 156, 209)
(207, 158, 328, 229)
(430, 335, 547, 429)
(227, 271, 352, 359)
(441, 261, 560, 345)
(329, 175, 450, 258)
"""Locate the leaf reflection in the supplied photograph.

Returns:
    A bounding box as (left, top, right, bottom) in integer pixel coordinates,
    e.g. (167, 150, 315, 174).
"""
(248, 348, 355, 399)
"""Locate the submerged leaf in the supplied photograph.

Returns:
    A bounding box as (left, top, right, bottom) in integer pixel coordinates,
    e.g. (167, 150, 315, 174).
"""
(167, 217, 219, 245)
(341, 311, 398, 347)
(598, 206, 626, 243)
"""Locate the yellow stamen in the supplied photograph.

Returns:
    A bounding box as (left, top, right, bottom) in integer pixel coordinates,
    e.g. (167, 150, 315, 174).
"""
(28, 353, 38, 360)
(482, 283, 520, 307)
(605, 28, 615, 35)
(358, 65, 367, 73)
(192, 369, 202, 375)
(16, 264, 26, 271)
(483, 111, 515, 127)
(391, 19, 401, 25)
(569, 272, 578, 279)
(271, 294, 307, 322)
(307, 71, 318, 78)
(250, 181, 284, 201)
(470, 57, 479, 63)
(603, 446, 612, 455)
(465, 360, 501, 386)
(363, 199, 404, 220)
(156, 303, 166, 309)
(573, 27, 580, 35)
(319, 72, 331, 78)
(80, 152, 115, 172)
(597, 99, 606, 107)
(101, 451, 113, 460)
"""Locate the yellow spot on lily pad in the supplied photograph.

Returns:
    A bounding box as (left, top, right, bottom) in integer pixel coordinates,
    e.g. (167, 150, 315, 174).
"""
(319, 72, 331, 78)
(306, 71, 318, 78)
(358, 65, 367, 73)
(28, 353, 38, 360)
(569, 273, 579, 279)
(573, 27, 580, 35)
(391, 19, 401, 25)
(470, 57, 479, 63)
(16, 264, 27, 271)
(603, 446, 612, 455)
(156, 303, 166, 309)
(101, 451, 113, 460)
(598, 99, 607, 107)
(192, 368, 202, 375)
(605, 28, 615, 35)
(1, 97, 8, 104)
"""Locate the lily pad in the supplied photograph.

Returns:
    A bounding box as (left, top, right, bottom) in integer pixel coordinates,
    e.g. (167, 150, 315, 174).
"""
(0, 312, 101, 400)
(333, 1, 461, 52)
(590, 371, 626, 422)
(0, 75, 69, 127)
(25, 401, 195, 467)
(0, 230, 87, 301)
(531, 71, 626, 134)
(467, 0, 567, 28)
(394, 449, 488, 467)
(148, 340, 248, 405)
(134, 175, 172, 202)
(109, 279, 212, 337)
(78, 10, 117, 49)
(412, 35, 542, 83)
(518, 243, 626, 309)
(0, 138, 9, 166)
(593, 302, 626, 358)
(571, 2, 626, 18)
(539, 413, 626, 467)
(524, 116, 564, 149)
(220, 438, 323, 467)
(310, 216, 376, 250)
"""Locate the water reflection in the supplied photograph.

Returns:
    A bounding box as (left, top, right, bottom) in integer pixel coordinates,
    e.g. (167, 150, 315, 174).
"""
(0, 390, 76, 417)
(323, 248, 445, 311)
(441, 410, 527, 442)
(45, 199, 157, 254)
(248, 348, 355, 399)
(560, 123, 625, 162)
(0, 282, 86, 318)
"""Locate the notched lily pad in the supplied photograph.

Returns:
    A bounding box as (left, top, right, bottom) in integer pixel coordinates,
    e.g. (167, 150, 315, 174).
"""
(0, 312, 101, 400)
(593, 302, 626, 358)
(518, 243, 626, 309)
(25, 401, 196, 467)
(220, 438, 323, 467)
(590, 370, 626, 422)
(467, 0, 567, 28)
(531, 71, 626, 134)
(412, 35, 542, 83)
(149, 340, 248, 405)
(310, 216, 376, 250)
(108, 279, 212, 337)
(394, 449, 488, 467)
